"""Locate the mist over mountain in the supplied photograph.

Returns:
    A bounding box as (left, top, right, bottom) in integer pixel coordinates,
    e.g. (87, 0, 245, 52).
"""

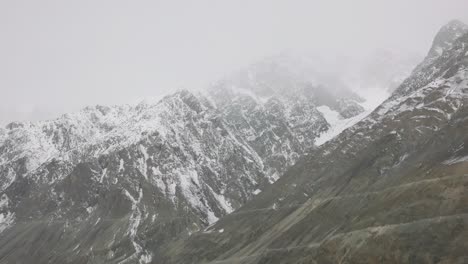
(2, 2, 468, 263)
(3, 0, 468, 126)
(162, 19, 468, 264)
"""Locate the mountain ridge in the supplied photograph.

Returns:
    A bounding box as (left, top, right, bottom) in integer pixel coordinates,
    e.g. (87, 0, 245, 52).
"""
(1, 19, 465, 264)
(158, 21, 468, 264)
(0, 52, 372, 263)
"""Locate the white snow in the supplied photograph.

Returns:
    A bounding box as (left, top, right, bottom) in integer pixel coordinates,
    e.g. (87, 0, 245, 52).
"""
(119, 159, 125, 172)
(178, 169, 219, 224)
(442, 155, 468, 165)
(0, 168, 16, 193)
(374, 69, 468, 124)
(0, 97, 173, 178)
(317, 106, 341, 126)
(151, 166, 169, 198)
(139, 253, 152, 264)
(315, 106, 371, 146)
(271, 203, 278, 210)
(99, 168, 107, 183)
(0, 211, 14, 231)
(0, 194, 9, 209)
(268, 172, 280, 183)
(0, 195, 14, 234)
(122, 188, 152, 264)
(138, 144, 149, 180)
(86, 206, 95, 214)
(207, 185, 234, 214)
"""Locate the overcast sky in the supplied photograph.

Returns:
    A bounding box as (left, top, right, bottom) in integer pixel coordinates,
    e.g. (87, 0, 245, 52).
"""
(1, 0, 468, 126)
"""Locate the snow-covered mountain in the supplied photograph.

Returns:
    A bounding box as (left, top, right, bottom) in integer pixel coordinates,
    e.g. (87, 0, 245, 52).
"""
(1, 18, 456, 264)
(0, 49, 374, 263)
(162, 20, 468, 264)
(415, 19, 468, 73)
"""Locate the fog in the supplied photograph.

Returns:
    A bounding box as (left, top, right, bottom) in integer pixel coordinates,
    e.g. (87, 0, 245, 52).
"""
(1, 0, 468, 126)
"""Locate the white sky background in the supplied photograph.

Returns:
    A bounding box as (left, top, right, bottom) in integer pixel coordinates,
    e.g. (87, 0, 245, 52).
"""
(1, 0, 468, 126)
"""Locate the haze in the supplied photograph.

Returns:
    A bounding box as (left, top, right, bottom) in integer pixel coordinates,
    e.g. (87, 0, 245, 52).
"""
(1, 0, 468, 126)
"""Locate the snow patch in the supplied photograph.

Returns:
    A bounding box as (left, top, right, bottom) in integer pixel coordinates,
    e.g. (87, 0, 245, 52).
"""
(0, 194, 9, 209)
(86, 206, 95, 214)
(0, 168, 16, 192)
(119, 159, 125, 172)
(268, 172, 280, 183)
(207, 186, 234, 214)
(0, 196, 14, 234)
(100, 168, 107, 183)
(138, 144, 149, 180)
(443, 155, 468, 165)
(123, 188, 152, 264)
(315, 106, 371, 146)
(178, 169, 219, 224)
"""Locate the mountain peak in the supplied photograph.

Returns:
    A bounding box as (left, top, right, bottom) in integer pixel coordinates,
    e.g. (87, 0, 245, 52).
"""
(410, 19, 468, 75)
(443, 19, 468, 30)
(427, 19, 468, 58)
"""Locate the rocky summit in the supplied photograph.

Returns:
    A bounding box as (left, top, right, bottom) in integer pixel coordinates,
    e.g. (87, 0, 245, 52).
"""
(1, 20, 468, 264)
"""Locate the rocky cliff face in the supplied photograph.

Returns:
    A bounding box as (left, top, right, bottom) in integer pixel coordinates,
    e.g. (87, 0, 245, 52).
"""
(0, 53, 367, 263)
(414, 19, 468, 73)
(160, 21, 468, 264)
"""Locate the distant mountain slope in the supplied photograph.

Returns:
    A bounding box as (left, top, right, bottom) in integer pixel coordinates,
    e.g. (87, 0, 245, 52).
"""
(0, 51, 369, 262)
(161, 20, 468, 264)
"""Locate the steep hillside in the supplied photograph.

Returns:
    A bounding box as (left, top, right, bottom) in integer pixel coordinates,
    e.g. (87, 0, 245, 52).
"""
(162, 21, 468, 264)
